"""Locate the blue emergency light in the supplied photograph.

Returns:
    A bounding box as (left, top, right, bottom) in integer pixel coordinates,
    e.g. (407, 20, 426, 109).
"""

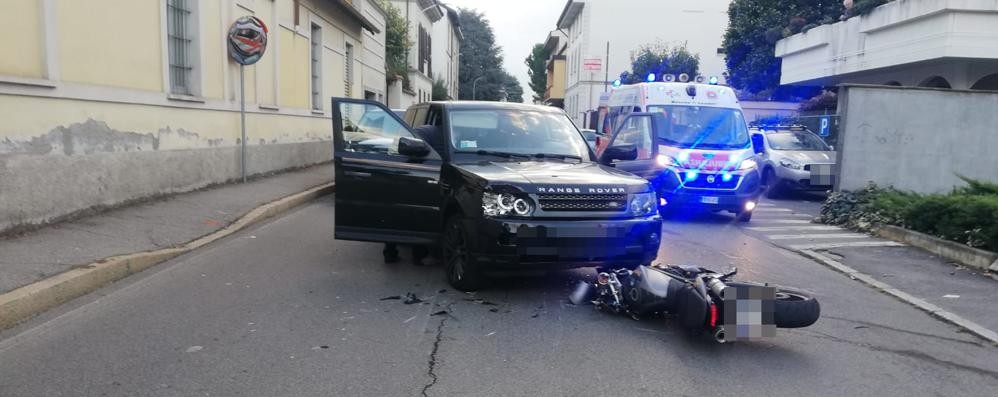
(647, 73, 656, 82)
(709, 76, 719, 85)
(612, 79, 622, 88)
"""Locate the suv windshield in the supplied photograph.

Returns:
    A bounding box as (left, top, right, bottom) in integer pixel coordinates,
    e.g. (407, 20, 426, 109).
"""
(767, 131, 831, 151)
(449, 109, 590, 160)
(647, 105, 750, 150)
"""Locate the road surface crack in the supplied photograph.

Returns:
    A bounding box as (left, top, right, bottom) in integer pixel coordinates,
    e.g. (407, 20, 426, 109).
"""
(420, 302, 452, 397)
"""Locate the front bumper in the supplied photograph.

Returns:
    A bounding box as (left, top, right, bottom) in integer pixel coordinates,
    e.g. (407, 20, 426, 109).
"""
(466, 216, 662, 269)
(653, 168, 761, 212)
(774, 165, 835, 190)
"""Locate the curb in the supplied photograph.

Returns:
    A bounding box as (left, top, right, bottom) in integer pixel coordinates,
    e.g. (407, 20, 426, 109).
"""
(0, 182, 335, 331)
(874, 225, 998, 272)
(797, 248, 998, 346)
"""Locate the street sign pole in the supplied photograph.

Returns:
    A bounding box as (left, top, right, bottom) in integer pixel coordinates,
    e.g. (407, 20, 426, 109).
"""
(240, 65, 247, 183)
(227, 15, 268, 184)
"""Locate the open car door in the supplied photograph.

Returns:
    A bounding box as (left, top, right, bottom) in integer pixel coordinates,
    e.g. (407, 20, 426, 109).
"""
(332, 98, 443, 244)
(599, 113, 666, 180)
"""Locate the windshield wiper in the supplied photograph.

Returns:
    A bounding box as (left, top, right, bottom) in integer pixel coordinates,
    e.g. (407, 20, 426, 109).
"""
(455, 149, 531, 159)
(531, 153, 583, 162)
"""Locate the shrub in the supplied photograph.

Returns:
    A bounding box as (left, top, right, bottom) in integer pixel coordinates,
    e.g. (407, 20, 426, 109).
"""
(906, 195, 998, 251)
(820, 179, 998, 252)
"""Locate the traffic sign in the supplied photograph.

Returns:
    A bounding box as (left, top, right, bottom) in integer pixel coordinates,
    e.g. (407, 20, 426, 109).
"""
(583, 58, 602, 71)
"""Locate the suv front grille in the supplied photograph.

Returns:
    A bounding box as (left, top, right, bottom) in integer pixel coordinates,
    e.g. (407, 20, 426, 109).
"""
(538, 193, 628, 211)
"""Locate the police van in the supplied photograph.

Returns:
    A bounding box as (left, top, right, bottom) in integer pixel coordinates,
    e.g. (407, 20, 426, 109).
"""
(593, 75, 761, 221)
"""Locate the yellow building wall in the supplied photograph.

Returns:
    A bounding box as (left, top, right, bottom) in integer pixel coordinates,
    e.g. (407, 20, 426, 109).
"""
(201, 0, 225, 100)
(279, 26, 309, 109)
(57, 0, 163, 91)
(0, 95, 329, 146)
(0, 0, 45, 79)
(550, 59, 567, 99)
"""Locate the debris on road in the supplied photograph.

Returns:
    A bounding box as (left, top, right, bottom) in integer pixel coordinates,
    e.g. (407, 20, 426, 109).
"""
(380, 295, 401, 301)
(943, 294, 960, 299)
(403, 293, 423, 304)
(489, 308, 499, 313)
(403, 316, 417, 324)
(431, 310, 448, 316)
(185, 346, 203, 353)
(486, 332, 496, 337)
(438, 289, 447, 294)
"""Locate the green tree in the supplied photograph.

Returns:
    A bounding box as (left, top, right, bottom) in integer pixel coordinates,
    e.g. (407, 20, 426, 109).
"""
(432, 78, 449, 100)
(378, 0, 412, 90)
(457, 9, 524, 102)
(722, 0, 843, 99)
(623, 42, 700, 84)
(524, 43, 549, 103)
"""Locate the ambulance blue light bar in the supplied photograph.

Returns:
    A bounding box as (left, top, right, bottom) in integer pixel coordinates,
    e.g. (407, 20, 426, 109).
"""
(646, 73, 656, 82)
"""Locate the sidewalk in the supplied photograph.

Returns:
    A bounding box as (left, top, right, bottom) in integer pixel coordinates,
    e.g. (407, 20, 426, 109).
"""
(0, 165, 333, 295)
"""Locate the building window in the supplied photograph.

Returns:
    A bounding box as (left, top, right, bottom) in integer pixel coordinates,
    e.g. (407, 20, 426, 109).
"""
(345, 43, 354, 97)
(418, 25, 432, 76)
(310, 24, 322, 110)
(167, 0, 195, 95)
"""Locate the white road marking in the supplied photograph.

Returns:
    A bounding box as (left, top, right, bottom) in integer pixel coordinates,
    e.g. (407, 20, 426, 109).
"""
(766, 233, 869, 240)
(753, 208, 793, 212)
(746, 225, 841, 232)
(789, 241, 905, 250)
(752, 219, 812, 224)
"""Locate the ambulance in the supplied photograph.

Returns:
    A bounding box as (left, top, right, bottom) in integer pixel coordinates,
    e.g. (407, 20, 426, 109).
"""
(593, 75, 761, 221)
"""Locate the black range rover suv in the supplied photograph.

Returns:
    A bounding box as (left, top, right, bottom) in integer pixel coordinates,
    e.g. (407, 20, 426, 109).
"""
(332, 99, 662, 290)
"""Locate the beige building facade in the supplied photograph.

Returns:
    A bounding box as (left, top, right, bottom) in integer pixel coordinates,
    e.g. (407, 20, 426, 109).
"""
(0, 0, 386, 233)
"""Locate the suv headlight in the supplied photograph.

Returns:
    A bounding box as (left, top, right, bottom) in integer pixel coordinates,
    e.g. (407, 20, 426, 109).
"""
(779, 159, 801, 170)
(630, 192, 657, 216)
(483, 191, 534, 217)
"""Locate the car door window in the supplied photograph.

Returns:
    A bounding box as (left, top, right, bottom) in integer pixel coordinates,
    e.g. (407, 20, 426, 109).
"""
(338, 102, 432, 156)
(610, 115, 653, 160)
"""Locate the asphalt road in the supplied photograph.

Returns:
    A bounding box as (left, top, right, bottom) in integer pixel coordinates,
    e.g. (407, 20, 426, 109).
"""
(1, 195, 997, 396)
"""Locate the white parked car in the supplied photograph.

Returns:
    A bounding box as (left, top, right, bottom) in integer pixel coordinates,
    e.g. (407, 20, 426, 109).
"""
(750, 126, 836, 198)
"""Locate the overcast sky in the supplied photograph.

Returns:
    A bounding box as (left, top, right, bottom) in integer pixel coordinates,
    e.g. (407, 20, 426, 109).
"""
(440, 0, 567, 103)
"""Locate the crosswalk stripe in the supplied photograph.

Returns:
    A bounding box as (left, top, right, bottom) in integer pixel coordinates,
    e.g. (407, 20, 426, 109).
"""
(788, 241, 905, 250)
(766, 233, 868, 240)
(752, 219, 812, 224)
(746, 225, 841, 232)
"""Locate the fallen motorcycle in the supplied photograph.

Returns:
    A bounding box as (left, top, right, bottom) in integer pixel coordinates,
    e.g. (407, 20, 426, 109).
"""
(570, 264, 820, 343)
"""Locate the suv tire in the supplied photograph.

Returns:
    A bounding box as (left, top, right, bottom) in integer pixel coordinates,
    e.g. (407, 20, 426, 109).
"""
(443, 215, 486, 291)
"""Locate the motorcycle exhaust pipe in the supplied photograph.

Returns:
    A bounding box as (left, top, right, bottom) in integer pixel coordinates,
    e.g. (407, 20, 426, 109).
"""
(713, 327, 728, 344)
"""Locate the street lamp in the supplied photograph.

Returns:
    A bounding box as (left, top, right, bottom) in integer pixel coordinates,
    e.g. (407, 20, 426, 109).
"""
(472, 76, 485, 100)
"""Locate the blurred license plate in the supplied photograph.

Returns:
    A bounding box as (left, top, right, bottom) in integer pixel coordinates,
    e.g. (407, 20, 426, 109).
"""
(700, 196, 719, 204)
(722, 285, 777, 340)
(810, 164, 834, 185)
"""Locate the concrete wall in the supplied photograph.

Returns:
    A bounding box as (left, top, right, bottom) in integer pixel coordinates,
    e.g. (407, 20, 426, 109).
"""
(0, 0, 386, 233)
(837, 85, 998, 194)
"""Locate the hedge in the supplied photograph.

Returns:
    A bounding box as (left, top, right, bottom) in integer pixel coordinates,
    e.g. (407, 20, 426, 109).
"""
(820, 180, 998, 252)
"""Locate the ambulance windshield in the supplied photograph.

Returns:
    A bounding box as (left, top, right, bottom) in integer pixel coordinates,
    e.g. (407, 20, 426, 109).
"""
(648, 105, 750, 150)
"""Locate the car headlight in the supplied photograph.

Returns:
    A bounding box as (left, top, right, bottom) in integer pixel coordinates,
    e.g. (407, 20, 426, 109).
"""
(779, 159, 801, 170)
(738, 159, 758, 170)
(483, 191, 534, 217)
(656, 154, 680, 167)
(630, 192, 658, 216)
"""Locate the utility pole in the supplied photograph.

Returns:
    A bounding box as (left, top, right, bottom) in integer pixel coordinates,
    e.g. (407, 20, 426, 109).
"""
(604, 41, 610, 92)
(472, 76, 485, 100)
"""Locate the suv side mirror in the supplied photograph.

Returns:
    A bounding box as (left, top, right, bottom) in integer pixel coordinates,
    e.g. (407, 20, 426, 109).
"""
(601, 144, 638, 164)
(395, 136, 431, 157)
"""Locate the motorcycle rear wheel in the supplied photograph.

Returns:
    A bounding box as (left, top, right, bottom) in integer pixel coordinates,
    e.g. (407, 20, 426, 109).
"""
(727, 282, 820, 328)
